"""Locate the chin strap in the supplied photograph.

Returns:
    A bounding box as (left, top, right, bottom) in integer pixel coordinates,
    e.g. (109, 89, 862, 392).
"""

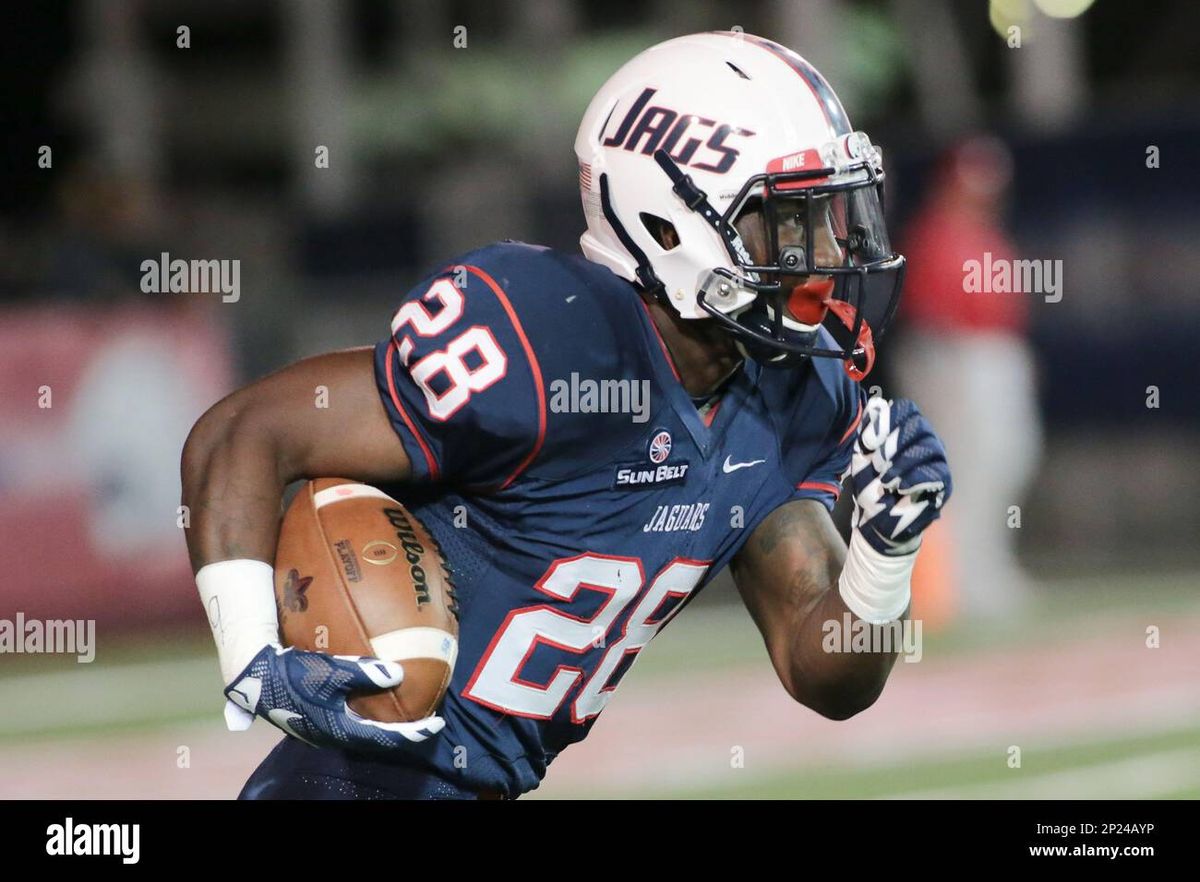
(825, 298, 876, 380)
(653, 150, 760, 274)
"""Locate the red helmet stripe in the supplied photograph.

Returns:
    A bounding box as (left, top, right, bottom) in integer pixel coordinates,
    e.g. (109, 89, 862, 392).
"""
(741, 35, 853, 136)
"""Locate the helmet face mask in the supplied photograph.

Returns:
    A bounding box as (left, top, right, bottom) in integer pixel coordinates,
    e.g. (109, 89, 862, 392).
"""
(575, 31, 906, 378)
(696, 154, 905, 373)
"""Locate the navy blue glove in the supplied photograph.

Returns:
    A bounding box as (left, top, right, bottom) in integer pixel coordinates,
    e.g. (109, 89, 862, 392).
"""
(224, 644, 445, 752)
(843, 396, 952, 555)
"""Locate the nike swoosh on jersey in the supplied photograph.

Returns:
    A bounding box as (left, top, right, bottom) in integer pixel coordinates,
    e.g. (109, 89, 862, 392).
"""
(722, 456, 766, 474)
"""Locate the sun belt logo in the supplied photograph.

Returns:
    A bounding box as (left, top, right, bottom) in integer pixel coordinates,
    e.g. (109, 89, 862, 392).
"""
(603, 87, 755, 175)
(614, 427, 688, 490)
(649, 429, 672, 463)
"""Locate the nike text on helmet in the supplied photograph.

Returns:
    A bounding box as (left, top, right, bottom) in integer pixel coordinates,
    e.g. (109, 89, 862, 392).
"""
(575, 31, 905, 377)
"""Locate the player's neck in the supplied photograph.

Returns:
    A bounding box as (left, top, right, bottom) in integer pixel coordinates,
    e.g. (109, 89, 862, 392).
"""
(644, 297, 743, 398)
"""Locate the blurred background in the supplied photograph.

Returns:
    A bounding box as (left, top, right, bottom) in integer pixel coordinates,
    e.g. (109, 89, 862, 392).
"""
(1, 0, 1197, 798)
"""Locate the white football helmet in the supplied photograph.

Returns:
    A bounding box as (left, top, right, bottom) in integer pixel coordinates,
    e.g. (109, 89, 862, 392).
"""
(575, 31, 905, 376)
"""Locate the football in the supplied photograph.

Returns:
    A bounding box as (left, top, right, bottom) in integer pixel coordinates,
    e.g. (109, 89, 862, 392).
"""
(273, 477, 459, 723)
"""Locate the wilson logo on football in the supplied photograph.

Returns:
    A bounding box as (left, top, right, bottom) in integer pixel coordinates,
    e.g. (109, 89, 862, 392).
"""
(602, 87, 755, 174)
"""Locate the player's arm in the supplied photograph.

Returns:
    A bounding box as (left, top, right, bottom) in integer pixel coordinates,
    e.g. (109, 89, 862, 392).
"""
(181, 346, 410, 573)
(731, 499, 900, 720)
(180, 347, 444, 748)
(731, 395, 952, 720)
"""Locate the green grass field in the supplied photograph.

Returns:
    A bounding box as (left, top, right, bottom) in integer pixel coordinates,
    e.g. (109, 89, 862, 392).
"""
(2, 568, 1197, 798)
(627, 726, 1200, 800)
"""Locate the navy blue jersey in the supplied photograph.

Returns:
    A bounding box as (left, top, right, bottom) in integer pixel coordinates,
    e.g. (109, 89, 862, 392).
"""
(370, 241, 863, 797)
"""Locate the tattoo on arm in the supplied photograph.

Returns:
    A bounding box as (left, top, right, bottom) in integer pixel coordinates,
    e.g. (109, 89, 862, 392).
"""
(733, 500, 897, 717)
(733, 500, 844, 621)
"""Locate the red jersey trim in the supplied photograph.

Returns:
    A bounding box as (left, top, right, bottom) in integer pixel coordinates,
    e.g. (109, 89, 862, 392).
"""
(839, 398, 864, 446)
(463, 264, 547, 490)
(385, 340, 441, 480)
(797, 480, 841, 499)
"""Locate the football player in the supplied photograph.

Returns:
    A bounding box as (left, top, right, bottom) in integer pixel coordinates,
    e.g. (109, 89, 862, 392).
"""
(181, 32, 951, 799)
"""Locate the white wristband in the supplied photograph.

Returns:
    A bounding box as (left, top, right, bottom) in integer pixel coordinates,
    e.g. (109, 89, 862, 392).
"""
(196, 559, 280, 686)
(837, 529, 918, 625)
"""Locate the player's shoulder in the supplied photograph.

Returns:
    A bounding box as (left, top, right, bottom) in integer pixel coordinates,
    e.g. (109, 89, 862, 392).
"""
(449, 239, 643, 327)
(453, 239, 589, 278)
(378, 241, 666, 487)
(389, 238, 650, 379)
(436, 239, 654, 380)
(453, 242, 671, 471)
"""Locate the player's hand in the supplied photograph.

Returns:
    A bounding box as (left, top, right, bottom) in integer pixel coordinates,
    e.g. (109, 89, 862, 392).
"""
(843, 396, 951, 555)
(223, 644, 446, 752)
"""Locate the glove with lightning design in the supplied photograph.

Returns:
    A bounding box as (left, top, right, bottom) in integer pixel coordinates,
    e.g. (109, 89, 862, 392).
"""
(224, 644, 445, 753)
(843, 396, 952, 555)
